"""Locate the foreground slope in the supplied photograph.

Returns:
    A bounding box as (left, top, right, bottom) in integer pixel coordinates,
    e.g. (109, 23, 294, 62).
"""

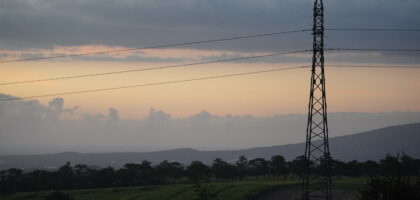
(0, 178, 365, 200)
(1, 181, 293, 200)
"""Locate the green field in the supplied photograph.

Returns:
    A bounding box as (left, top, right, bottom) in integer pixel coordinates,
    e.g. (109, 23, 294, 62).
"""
(0, 178, 366, 200)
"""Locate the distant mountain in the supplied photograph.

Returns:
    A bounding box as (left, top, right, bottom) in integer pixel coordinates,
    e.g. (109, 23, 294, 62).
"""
(0, 123, 419, 170)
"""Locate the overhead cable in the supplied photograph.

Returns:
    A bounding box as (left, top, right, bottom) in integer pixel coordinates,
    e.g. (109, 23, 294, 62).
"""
(0, 50, 311, 86)
(0, 66, 309, 102)
(0, 29, 311, 64)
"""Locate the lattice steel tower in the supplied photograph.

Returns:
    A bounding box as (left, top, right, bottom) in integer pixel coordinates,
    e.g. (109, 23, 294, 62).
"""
(302, 0, 332, 199)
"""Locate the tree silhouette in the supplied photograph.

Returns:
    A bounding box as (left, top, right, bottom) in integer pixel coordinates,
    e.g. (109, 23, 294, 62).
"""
(288, 155, 306, 178)
(187, 161, 210, 182)
(156, 160, 184, 183)
(360, 157, 420, 200)
(236, 156, 249, 180)
(249, 158, 269, 180)
(212, 158, 236, 181)
(270, 155, 287, 180)
(1, 154, 420, 194)
(56, 162, 74, 189)
(44, 191, 74, 200)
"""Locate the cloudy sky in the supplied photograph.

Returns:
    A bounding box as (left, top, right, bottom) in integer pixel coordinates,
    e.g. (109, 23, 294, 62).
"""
(0, 0, 419, 154)
(0, 0, 419, 118)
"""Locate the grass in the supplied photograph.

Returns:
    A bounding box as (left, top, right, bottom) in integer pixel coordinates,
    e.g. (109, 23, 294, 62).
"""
(1, 177, 366, 200)
(332, 176, 367, 190)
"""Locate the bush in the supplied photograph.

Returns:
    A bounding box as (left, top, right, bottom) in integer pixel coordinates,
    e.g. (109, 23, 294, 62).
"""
(359, 176, 420, 200)
(43, 191, 74, 200)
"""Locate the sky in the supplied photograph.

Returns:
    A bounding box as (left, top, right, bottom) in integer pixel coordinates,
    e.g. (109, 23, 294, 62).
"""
(0, 0, 419, 154)
(0, 0, 420, 118)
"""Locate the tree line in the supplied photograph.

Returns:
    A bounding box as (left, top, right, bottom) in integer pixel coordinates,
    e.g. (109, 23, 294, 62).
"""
(0, 153, 419, 193)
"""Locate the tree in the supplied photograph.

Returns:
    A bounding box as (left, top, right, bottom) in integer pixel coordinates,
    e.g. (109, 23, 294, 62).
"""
(288, 156, 307, 178)
(187, 161, 210, 182)
(330, 158, 346, 176)
(56, 162, 74, 189)
(44, 191, 74, 200)
(118, 163, 143, 186)
(91, 167, 115, 188)
(400, 153, 420, 176)
(2, 168, 24, 192)
(1, 154, 420, 194)
(360, 166, 420, 200)
(73, 164, 92, 188)
(248, 158, 269, 180)
(380, 154, 400, 176)
(236, 156, 249, 180)
(362, 160, 380, 176)
(212, 158, 236, 181)
(346, 160, 364, 177)
(23, 170, 52, 191)
(270, 155, 287, 180)
(156, 160, 184, 183)
(360, 153, 420, 200)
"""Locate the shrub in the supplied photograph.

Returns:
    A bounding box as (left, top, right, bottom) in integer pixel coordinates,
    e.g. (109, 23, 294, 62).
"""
(43, 191, 74, 200)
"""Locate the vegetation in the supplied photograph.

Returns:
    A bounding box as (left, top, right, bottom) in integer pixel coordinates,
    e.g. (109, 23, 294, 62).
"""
(359, 154, 420, 200)
(43, 191, 74, 200)
(0, 178, 369, 200)
(0, 153, 419, 199)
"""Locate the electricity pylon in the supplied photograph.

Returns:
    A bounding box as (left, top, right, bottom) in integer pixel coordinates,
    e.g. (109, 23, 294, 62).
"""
(302, 0, 332, 199)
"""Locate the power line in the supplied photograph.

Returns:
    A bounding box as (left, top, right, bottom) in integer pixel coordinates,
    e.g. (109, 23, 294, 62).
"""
(3, 64, 419, 102)
(301, 64, 420, 69)
(1, 28, 418, 64)
(0, 29, 311, 64)
(326, 48, 420, 52)
(0, 66, 309, 102)
(2, 48, 419, 86)
(326, 64, 420, 69)
(326, 28, 420, 32)
(0, 50, 312, 86)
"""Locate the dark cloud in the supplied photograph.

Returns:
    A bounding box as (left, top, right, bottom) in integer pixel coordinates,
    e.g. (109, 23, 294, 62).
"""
(74, 54, 187, 63)
(0, 0, 310, 51)
(325, 51, 420, 64)
(2, 51, 187, 63)
(198, 51, 313, 63)
(0, 0, 420, 50)
(20, 53, 44, 59)
(0, 0, 419, 62)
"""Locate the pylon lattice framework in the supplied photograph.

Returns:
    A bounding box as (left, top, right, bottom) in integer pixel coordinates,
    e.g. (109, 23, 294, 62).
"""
(302, 0, 332, 199)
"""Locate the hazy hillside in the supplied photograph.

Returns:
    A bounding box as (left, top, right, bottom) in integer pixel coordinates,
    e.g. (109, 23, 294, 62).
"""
(0, 123, 419, 170)
(3, 98, 420, 155)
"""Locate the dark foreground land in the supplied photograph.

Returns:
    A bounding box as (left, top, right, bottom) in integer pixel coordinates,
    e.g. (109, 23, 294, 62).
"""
(0, 177, 365, 200)
(259, 190, 360, 200)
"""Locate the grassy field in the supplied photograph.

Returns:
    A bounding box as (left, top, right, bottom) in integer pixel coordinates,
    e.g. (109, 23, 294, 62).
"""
(1, 178, 366, 200)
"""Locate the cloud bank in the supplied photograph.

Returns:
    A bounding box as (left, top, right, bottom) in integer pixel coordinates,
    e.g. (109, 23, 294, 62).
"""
(1, 94, 419, 155)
